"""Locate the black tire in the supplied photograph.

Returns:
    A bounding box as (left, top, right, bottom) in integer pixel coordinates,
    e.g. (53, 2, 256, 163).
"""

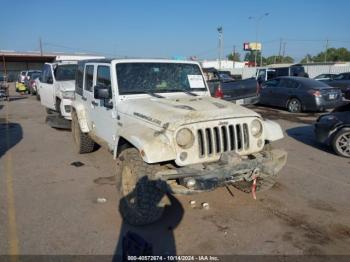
(71, 111, 95, 154)
(56, 98, 62, 115)
(287, 98, 302, 113)
(232, 176, 278, 193)
(45, 108, 55, 114)
(117, 148, 167, 226)
(332, 128, 350, 158)
(36, 93, 40, 101)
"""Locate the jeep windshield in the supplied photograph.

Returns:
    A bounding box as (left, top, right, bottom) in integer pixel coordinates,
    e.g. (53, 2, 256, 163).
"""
(54, 64, 77, 81)
(116, 63, 207, 95)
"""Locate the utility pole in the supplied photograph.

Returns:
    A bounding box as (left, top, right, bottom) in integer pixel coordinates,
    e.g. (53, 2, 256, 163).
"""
(282, 42, 286, 63)
(39, 37, 43, 56)
(232, 45, 236, 61)
(248, 13, 269, 67)
(278, 38, 282, 63)
(217, 26, 223, 69)
(324, 38, 329, 63)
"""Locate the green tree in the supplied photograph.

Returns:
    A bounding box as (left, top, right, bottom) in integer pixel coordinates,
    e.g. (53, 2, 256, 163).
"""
(300, 54, 313, 64)
(300, 47, 350, 63)
(227, 52, 241, 61)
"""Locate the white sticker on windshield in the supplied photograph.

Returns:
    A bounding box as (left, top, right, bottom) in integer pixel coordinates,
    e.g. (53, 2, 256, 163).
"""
(187, 75, 205, 88)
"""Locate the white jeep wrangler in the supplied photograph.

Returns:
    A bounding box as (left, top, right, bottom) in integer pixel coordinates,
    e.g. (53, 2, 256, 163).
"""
(39, 61, 77, 120)
(71, 59, 287, 226)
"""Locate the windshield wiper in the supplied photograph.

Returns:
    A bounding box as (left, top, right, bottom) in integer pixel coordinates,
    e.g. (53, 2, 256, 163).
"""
(146, 91, 164, 98)
(182, 90, 198, 96)
(158, 89, 199, 96)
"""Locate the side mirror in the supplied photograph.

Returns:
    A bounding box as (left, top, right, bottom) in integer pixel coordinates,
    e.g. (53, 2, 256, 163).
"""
(94, 85, 111, 100)
(47, 76, 53, 84)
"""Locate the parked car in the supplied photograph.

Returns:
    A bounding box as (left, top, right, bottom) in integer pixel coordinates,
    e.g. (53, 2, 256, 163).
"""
(71, 59, 287, 225)
(18, 71, 27, 83)
(256, 64, 308, 84)
(259, 76, 342, 113)
(34, 75, 42, 100)
(345, 88, 350, 100)
(322, 72, 350, 95)
(314, 73, 337, 81)
(39, 61, 77, 119)
(27, 72, 41, 95)
(203, 67, 260, 105)
(24, 70, 41, 92)
(315, 102, 350, 157)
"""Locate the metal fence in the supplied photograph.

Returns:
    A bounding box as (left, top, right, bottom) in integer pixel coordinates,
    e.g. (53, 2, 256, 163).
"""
(229, 64, 350, 79)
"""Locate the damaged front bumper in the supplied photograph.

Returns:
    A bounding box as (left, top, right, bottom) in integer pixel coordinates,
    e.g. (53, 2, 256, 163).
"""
(155, 148, 287, 194)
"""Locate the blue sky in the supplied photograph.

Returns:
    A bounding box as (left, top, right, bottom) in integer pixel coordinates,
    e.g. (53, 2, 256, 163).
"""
(1, 0, 350, 62)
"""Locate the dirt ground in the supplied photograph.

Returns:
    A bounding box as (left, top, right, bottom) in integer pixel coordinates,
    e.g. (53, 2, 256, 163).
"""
(0, 84, 349, 258)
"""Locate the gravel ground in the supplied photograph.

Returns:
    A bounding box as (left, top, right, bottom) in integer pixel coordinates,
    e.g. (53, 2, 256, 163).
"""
(0, 84, 349, 257)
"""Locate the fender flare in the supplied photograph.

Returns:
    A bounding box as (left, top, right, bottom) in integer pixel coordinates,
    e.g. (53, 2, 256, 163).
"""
(72, 104, 90, 133)
(117, 130, 176, 164)
(264, 119, 284, 142)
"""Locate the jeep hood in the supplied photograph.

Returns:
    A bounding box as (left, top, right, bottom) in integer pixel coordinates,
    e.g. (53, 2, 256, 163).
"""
(119, 96, 260, 130)
(56, 80, 75, 92)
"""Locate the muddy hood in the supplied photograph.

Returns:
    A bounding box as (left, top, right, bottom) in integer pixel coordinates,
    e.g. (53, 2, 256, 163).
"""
(118, 96, 260, 130)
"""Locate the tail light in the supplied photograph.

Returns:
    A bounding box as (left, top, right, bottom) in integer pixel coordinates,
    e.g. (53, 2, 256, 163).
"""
(308, 89, 322, 97)
(214, 85, 224, 99)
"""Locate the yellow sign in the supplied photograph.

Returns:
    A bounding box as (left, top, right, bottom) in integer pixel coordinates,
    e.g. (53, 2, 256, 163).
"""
(249, 42, 262, 51)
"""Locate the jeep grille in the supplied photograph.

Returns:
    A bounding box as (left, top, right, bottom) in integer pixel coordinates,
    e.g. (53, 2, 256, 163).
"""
(197, 124, 249, 157)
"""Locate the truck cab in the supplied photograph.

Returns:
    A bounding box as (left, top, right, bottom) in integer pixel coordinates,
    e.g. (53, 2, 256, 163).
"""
(256, 64, 308, 84)
(39, 61, 77, 119)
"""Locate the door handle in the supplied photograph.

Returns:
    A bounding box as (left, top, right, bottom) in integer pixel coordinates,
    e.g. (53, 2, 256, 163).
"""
(91, 101, 98, 106)
(82, 96, 87, 101)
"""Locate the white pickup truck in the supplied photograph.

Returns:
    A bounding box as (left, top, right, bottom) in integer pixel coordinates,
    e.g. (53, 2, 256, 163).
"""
(71, 59, 288, 225)
(39, 61, 77, 119)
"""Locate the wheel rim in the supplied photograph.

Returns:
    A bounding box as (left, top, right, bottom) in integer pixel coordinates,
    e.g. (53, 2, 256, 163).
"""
(289, 99, 300, 112)
(336, 132, 350, 157)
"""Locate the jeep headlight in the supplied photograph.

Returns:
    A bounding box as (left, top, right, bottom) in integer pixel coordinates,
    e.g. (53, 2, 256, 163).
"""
(62, 91, 75, 99)
(251, 119, 263, 137)
(176, 128, 194, 149)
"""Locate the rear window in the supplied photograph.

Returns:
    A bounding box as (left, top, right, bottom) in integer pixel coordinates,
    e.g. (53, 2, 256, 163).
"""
(299, 78, 330, 89)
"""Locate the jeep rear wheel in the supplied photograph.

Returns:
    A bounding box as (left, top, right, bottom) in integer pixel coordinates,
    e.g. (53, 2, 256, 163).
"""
(71, 112, 95, 154)
(117, 148, 167, 226)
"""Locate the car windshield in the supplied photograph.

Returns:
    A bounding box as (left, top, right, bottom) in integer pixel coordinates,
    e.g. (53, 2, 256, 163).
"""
(31, 73, 41, 79)
(28, 71, 41, 77)
(116, 63, 207, 95)
(54, 64, 77, 81)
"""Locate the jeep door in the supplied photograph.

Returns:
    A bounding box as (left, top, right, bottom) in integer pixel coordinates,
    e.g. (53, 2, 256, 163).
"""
(83, 64, 116, 146)
(39, 64, 56, 110)
(82, 64, 96, 130)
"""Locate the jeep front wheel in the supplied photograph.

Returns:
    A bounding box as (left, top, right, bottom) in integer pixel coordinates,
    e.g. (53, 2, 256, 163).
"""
(71, 112, 95, 154)
(117, 148, 166, 226)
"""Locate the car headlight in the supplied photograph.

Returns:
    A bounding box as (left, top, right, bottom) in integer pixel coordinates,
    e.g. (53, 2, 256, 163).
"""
(176, 128, 194, 149)
(251, 119, 263, 137)
(62, 91, 75, 99)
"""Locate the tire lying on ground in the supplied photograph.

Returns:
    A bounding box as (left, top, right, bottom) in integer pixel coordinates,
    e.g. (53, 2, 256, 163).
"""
(71, 111, 95, 154)
(116, 148, 168, 226)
